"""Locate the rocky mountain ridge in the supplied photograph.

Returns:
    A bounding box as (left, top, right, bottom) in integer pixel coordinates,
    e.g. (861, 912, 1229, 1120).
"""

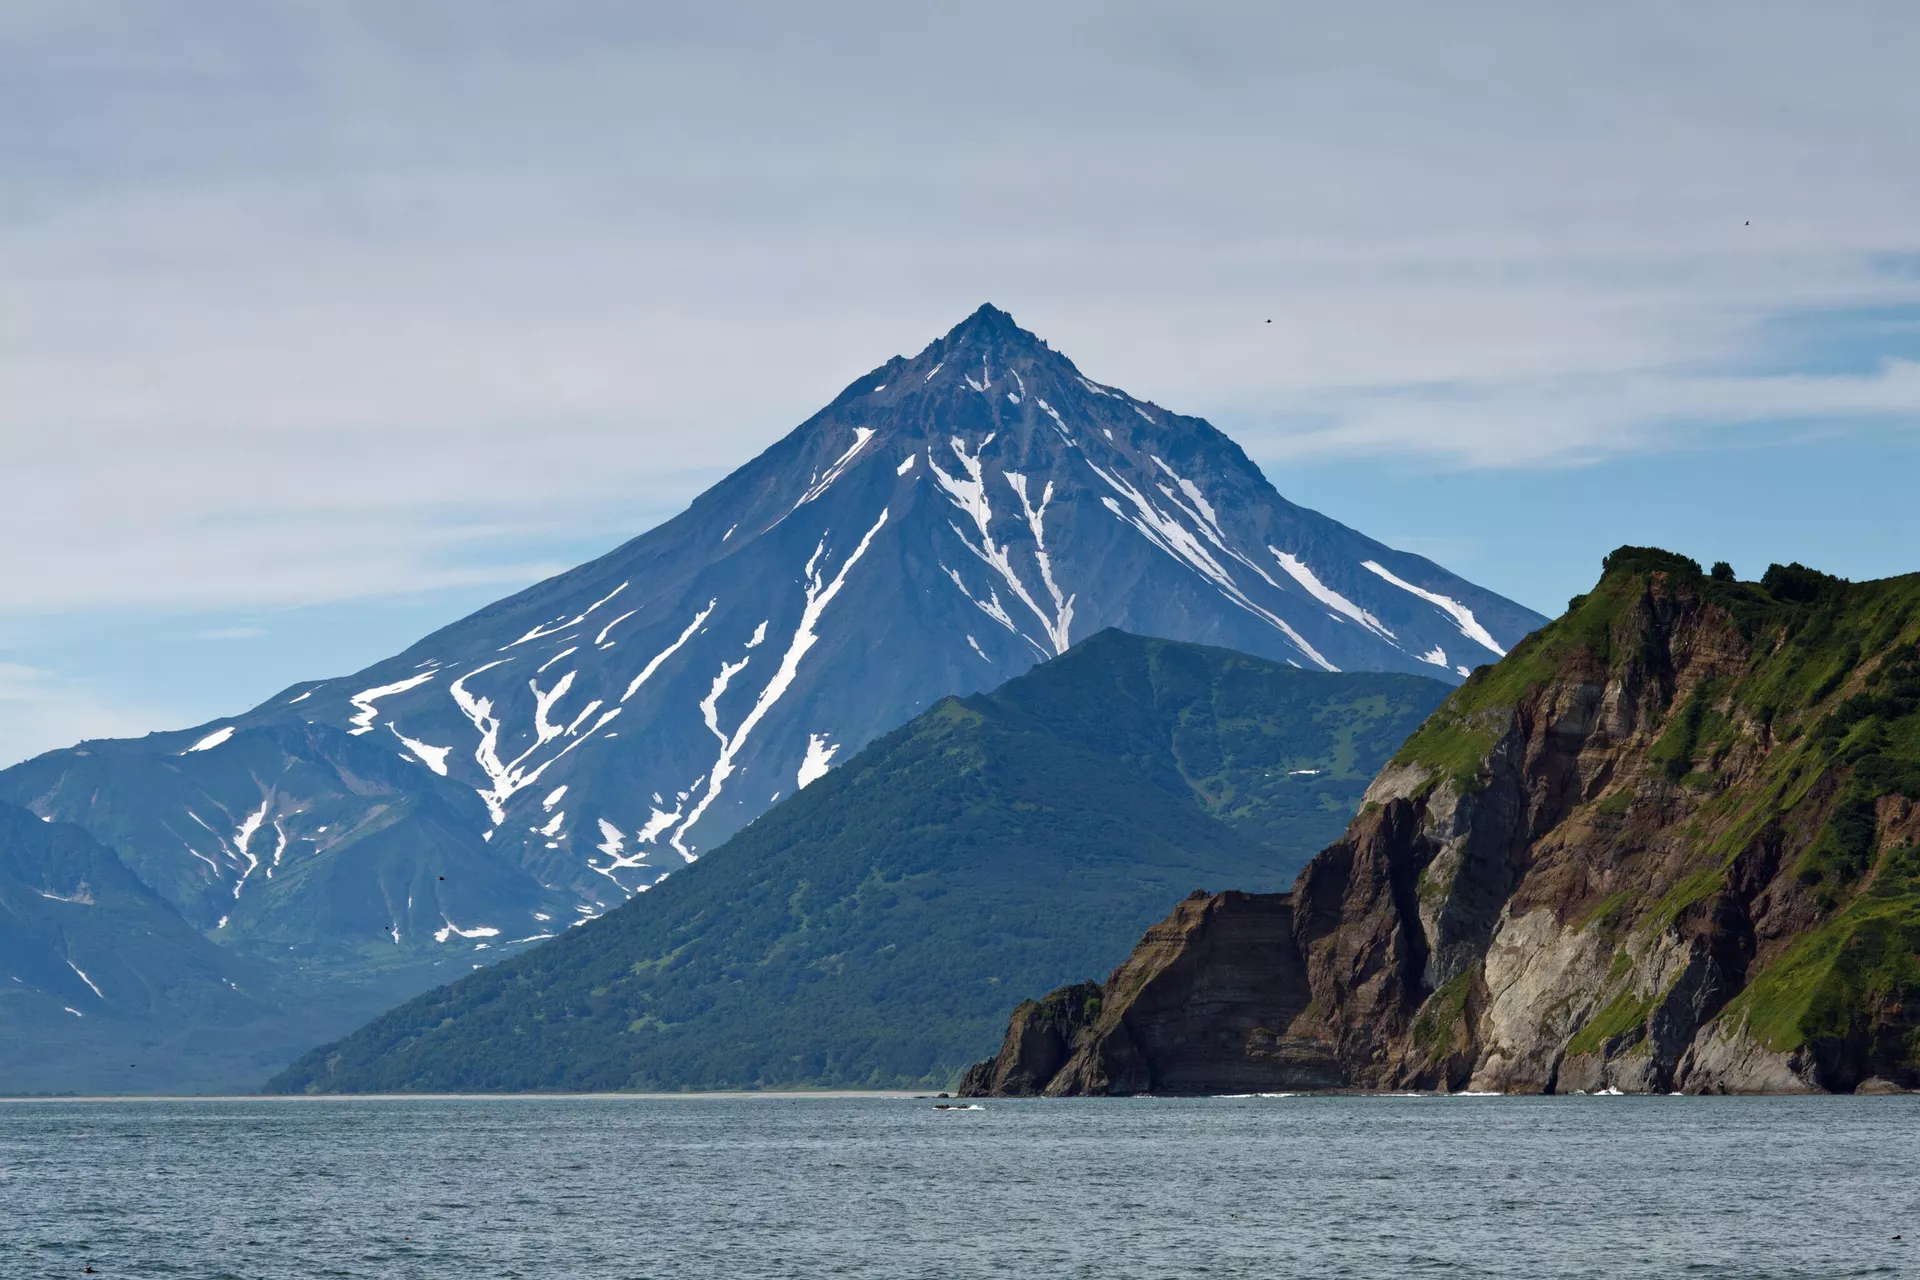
(964, 549, 1920, 1096)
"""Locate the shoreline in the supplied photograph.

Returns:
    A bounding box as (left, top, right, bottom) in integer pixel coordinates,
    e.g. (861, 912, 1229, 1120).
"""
(4, 1088, 1911, 1103)
(0, 1090, 931, 1103)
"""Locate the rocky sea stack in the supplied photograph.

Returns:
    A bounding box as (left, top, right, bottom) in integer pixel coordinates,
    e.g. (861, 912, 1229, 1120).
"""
(964, 549, 1920, 1096)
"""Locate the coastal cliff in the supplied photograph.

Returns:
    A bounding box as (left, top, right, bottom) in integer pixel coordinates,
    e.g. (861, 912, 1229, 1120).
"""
(963, 549, 1920, 1096)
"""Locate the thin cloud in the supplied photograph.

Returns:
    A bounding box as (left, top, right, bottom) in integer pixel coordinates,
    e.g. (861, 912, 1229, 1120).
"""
(3, 1, 1918, 622)
(0, 662, 184, 764)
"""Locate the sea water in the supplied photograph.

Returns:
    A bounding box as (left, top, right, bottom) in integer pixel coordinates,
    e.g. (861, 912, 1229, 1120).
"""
(2, 1094, 1913, 1278)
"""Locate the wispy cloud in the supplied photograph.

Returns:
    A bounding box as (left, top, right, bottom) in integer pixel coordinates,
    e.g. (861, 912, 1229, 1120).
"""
(0, 662, 183, 764)
(3, 0, 1918, 623)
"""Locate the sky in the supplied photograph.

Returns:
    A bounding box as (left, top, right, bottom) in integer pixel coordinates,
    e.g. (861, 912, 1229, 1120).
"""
(4, 2, 1919, 766)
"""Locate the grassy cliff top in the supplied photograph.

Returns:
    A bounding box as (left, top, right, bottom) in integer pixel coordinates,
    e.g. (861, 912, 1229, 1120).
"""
(1395, 546, 1920, 798)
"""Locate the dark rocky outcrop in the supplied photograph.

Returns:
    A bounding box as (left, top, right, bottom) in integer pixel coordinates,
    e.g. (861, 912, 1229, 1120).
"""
(956, 982, 1103, 1096)
(965, 550, 1920, 1096)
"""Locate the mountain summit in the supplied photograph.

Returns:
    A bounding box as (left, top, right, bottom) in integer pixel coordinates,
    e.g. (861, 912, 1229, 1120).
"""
(235, 303, 1536, 878)
(2, 307, 1543, 1073)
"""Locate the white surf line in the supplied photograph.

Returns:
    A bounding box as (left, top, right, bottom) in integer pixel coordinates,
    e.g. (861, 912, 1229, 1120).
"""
(796, 733, 839, 789)
(1003, 472, 1075, 653)
(184, 726, 234, 753)
(67, 960, 104, 1000)
(1271, 551, 1396, 640)
(502, 581, 629, 650)
(348, 671, 436, 735)
(389, 725, 453, 775)
(1361, 561, 1507, 656)
(1088, 460, 1336, 671)
(622, 601, 717, 703)
(792, 427, 877, 510)
(537, 646, 578, 675)
(228, 796, 271, 901)
(670, 508, 890, 858)
(595, 609, 638, 647)
(929, 437, 1072, 655)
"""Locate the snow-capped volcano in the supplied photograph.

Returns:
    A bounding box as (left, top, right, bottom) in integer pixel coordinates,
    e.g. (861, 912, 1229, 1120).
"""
(3, 305, 1543, 987)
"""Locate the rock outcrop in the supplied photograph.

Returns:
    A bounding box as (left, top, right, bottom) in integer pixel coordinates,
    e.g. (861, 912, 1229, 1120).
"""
(963, 549, 1920, 1096)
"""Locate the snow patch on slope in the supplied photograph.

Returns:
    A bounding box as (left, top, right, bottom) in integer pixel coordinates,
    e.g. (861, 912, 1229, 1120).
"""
(68, 960, 104, 1000)
(794, 427, 877, 510)
(390, 726, 452, 775)
(1088, 462, 1336, 672)
(797, 733, 839, 789)
(1272, 551, 1396, 640)
(1362, 561, 1507, 656)
(930, 437, 1074, 655)
(348, 672, 436, 735)
(670, 508, 891, 858)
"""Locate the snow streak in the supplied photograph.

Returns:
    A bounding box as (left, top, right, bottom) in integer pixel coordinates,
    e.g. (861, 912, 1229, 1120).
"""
(503, 582, 628, 649)
(1361, 561, 1507, 655)
(623, 602, 716, 702)
(930, 437, 1073, 655)
(451, 658, 623, 825)
(794, 427, 877, 510)
(68, 960, 104, 1000)
(1088, 461, 1336, 671)
(348, 672, 436, 735)
(670, 508, 890, 857)
(1271, 551, 1395, 640)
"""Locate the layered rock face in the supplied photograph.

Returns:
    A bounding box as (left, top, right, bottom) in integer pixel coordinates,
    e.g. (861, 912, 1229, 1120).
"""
(965, 550, 1920, 1096)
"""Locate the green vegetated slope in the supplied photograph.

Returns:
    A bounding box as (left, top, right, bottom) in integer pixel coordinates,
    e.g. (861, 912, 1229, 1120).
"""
(267, 630, 1448, 1092)
(1395, 548, 1920, 1083)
